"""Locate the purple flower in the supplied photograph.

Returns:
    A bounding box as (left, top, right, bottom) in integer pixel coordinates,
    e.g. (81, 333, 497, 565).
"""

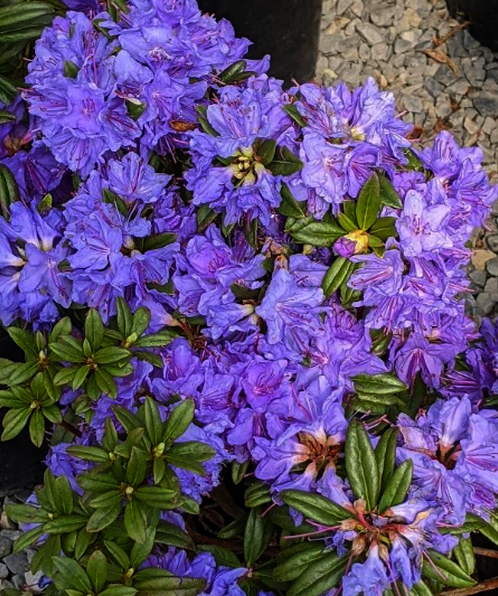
(342, 545, 390, 596)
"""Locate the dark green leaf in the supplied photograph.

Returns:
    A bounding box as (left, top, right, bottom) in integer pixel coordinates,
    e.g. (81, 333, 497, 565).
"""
(322, 257, 354, 299)
(345, 419, 379, 511)
(287, 553, 348, 596)
(375, 428, 398, 492)
(126, 446, 147, 486)
(280, 490, 350, 526)
(337, 212, 357, 232)
(86, 501, 122, 533)
(379, 175, 403, 209)
(85, 308, 104, 351)
(353, 373, 407, 395)
(283, 103, 307, 127)
(133, 330, 177, 348)
(43, 515, 87, 534)
(94, 347, 131, 364)
(244, 506, 271, 567)
(124, 499, 148, 543)
(198, 545, 240, 568)
(116, 297, 133, 339)
(12, 526, 44, 552)
(454, 536, 475, 576)
(163, 399, 195, 444)
(273, 544, 326, 582)
(422, 550, 475, 588)
(155, 521, 194, 550)
(356, 173, 381, 230)
(378, 459, 413, 513)
(277, 183, 307, 218)
(370, 216, 398, 241)
(53, 556, 92, 593)
(267, 146, 303, 176)
(29, 410, 45, 447)
(290, 220, 344, 247)
(1, 407, 31, 442)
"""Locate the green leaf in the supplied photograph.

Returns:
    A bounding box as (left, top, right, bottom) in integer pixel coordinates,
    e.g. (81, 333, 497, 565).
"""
(0, 163, 19, 219)
(74, 529, 93, 560)
(49, 317, 72, 343)
(95, 368, 117, 398)
(337, 212, 357, 232)
(356, 173, 381, 230)
(218, 59, 247, 84)
(1, 407, 31, 442)
(290, 220, 344, 247)
(78, 472, 120, 494)
(283, 103, 307, 127)
(267, 146, 303, 176)
(104, 541, 130, 570)
(116, 297, 133, 339)
(198, 545, 240, 568)
(353, 373, 407, 395)
(99, 587, 137, 596)
(142, 397, 162, 447)
(245, 481, 271, 508)
(93, 347, 131, 364)
(277, 183, 307, 218)
(287, 553, 348, 596)
(0, 75, 17, 107)
(0, 108, 15, 124)
(29, 410, 45, 447)
(6, 503, 47, 525)
(133, 572, 206, 595)
(87, 550, 108, 593)
(163, 399, 195, 444)
(196, 104, 218, 137)
(6, 327, 37, 357)
(379, 175, 403, 209)
(72, 364, 90, 391)
(410, 581, 433, 596)
(55, 474, 74, 515)
(67, 445, 109, 463)
(273, 544, 326, 582)
(370, 216, 398, 241)
(43, 515, 87, 535)
(156, 521, 194, 550)
(124, 499, 148, 543)
(53, 556, 92, 593)
(131, 307, 151, 338)
(8, 362, 38, 386)
(85, 308, 105, 351)
(345, 419, 379, 511)
(50, 337, 85, 363)
(454, 536, 475, 576)
(375, 428, 398, 492)
(244, 507, 271, 567)
(280, 490, 350, 526)
(130, 529, 156, 570)
(86, 501, 122, 533)
(322, 257, 355, 299)
(126, 446, 147, 486)
(53, 366, 77, 387)
(165, 441, 215, 475)
(143, 232, 177, 252)
(196, 203, 218, 232)
(12, 525, 44, 552)
(133, 329, 177, 348)
(63, 60, 79, 78)
(256, 138, 277, 166)
(422, 550, 475, 588)
(378, 459, 413, 513)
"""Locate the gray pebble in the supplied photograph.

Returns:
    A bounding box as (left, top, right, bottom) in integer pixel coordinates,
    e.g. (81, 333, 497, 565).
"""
(487, 235, 498, 253)
(355, 22, 384, 45)
(486, 258, 498, 277)
(485, 277, 498, 295)
(476, 292, 497, 316)
(12, 574, 25, 590)
(4, 552, 28, 576)
(0, 579, 15, 591)
(474, 94, 498, 118)
(469, 270, 487, 288)
(0, 563, 8, 579)
(0, 536, 12, 558)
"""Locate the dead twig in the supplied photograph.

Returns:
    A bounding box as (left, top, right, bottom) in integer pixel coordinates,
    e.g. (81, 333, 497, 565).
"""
(441, 577, 498, 596)
(422, 48, 459, 76)
(433, 21, 471, 46)
(474, 547, 498, 559)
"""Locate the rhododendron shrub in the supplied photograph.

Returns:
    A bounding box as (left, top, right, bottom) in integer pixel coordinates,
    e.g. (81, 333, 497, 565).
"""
(1, 1, 498, 596)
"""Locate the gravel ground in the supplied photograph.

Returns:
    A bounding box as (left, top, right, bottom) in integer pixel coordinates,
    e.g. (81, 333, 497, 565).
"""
(316, 0, 498, 319)
(1, 0, 498, 591)
(0, 493, 43, 592)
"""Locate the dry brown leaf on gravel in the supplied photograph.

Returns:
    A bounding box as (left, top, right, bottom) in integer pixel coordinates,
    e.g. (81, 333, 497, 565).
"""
(422, 48, 459, 76)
